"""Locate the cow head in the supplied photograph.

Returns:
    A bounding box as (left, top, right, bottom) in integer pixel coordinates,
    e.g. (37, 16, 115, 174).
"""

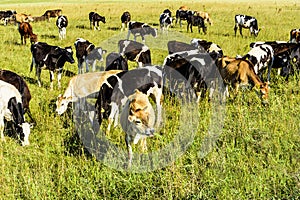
(56, 94, 71, 115)
(64, 46, 75, 64)
(254, 82, 269, 104)
(30, 34, 38, 44)
(20, 122, 31, 146)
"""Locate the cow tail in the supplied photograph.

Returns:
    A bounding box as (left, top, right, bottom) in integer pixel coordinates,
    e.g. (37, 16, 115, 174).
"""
(30, 57, 35, 72)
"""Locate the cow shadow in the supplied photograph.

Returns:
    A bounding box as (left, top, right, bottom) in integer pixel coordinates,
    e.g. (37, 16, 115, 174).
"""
(62, 69, 76, 77)
(4, 41, 22, 46)
(22, 76, 38, 85)
(107, 26, 120, 31)
(41, 34, 56, 39)
(75, 24, 89, 30)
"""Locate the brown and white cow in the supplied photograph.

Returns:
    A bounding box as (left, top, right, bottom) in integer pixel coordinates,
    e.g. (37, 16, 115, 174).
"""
(15, 13, 33, 24)
(289, 29, 300, 43)
(195, 11, 213, 26)
(18, 22, 38, 45)
(42, 9, 62, 22)
(120, 89, 155, 168)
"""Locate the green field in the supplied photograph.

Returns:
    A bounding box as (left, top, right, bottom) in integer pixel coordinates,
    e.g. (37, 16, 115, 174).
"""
(0, 0, 300, 199)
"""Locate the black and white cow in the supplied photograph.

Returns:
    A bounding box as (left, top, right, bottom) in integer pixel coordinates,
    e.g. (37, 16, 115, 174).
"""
(163, 49, 220, 102)
(74, 38, 106, 73)
(242, 44, 274, 82)
(0, 70, 34, 124)
(89, 12, 106, 30)
(0, 80, 31, 146)
(95, 65, 163, 134)
(30, 42, 75, 89)
(159, 12, 173, 33)
(127, 21, 157, 43)
(0, 10, 16, 25)
(187, 15, 207, 34)
(234, 14, 260, 37)
(175, 9, 194, 28)
(105, 52, 128, 71)
(121, 11, 131, 31)
(56, 15, 68, 40)
(190, 38, 223, 56)
(289, 29, 300, 43)
(119, 39, 151, 67)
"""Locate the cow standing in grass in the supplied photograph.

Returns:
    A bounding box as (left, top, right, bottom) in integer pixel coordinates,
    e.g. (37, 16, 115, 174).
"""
(18, 22, 38, 45)
(127, 21, 157, 43)
(56, 15, 68, 40)
(234, 14, 260, 37)
(121, 11, 131, 31)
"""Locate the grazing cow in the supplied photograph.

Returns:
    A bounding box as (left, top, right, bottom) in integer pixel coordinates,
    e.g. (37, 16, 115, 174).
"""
(30, 42, 75, 89)
(18, 22, 38, 45)
(56, 70, 122, 115)
(0, 80, 31, 146)
(89, 12, 106, 30)
(119, 39, 151, 67)
(0, 70, 34, 123)
(234, 14, 260, 37)
(74, 38, 106, 73)
(120, 89, 155, 168)
(163, 49, 219, 102)
(196, 11, 213, 26)
(15, 13, 33, 24)
(190, 38, 223, 56)
(0, 10, 16, 25)
(289, 29, 300, 43)
(167, 40, 201, 54)
(105, 52, 128, 71)
(56, 15, 68, 40)
(121, 11, 131, 31)
(175, 9, 194, 27)
(249, 41, 296, 55)
(242, 44, 274, 82)
(216, 56, 269, 103)
(159, 12, 173, 33)
(42, 9, 62, 22)
(187, 15, 207, 34)
(32, 15, 47, 22)
(95, 65, 163, 135)
(127, 21, 157, 43)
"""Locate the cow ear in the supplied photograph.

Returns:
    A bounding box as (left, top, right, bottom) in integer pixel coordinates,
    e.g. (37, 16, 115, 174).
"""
(103, 49, 107, 54)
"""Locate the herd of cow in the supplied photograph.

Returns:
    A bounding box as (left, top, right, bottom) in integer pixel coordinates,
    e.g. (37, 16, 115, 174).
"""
(0, 5, 300, 167)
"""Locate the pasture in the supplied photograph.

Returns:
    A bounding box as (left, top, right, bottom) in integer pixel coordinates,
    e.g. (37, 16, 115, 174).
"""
(0, 0, 300, 199)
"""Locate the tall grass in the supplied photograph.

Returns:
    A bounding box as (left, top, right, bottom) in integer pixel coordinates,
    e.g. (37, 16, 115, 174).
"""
(0, 0, 299, 199)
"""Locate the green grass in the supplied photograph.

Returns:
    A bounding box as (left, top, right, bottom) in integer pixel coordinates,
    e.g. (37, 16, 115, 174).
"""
(0, 0, 300, 199)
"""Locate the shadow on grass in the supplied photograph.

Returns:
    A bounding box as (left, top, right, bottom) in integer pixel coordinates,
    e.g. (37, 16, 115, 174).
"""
(41, 34, 56, 39)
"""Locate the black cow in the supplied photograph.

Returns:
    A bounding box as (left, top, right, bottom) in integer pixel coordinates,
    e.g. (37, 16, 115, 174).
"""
(121, 11, 131, 31)
(105, 52, 128, 71)
(119, 39, 151, 67)
(89, 12, 106, 30)
(167, 40, 201, 54)
(163, 49, 219, 102)
(234, 14, 260, 37)
(0, 10, 16, 25)
(95, 65, 163, 134)
(0, 70, 35, 124)
(127, 21, 157, 43)
(175, 9, 194, 27)
(290, 29, 300, 43)
(187, 15, 207, 34)
(74, 38, 106, 73)
(56, 15, 68, 40)
(30, 42, 75, 89)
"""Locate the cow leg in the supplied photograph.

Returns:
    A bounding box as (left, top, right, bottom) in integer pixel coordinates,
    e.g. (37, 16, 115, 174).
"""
(106, 102, 119, 135)
(121, 23, 125, 31)
(127, 30, 131, 40)
(239, 26, 243, 37)
(234, 25, 238, 36)
(125, 136, 133, 168)
(57, 70, 62, 89)
(92, 60, 97, 72)
(141, 35, 145, 43)
(36, 67, 42, 87)
(0, 115, 5, 142)
(97, 21, 100, 30)
(85, 60, 90, 73)
(49, 70, 54, 90)
(140, 138, 147, 152)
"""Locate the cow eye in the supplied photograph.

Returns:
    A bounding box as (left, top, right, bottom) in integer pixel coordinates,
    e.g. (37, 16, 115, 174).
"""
(135, 120, 141, 124)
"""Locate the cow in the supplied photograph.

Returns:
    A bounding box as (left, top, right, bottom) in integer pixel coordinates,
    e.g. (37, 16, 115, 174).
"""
(196, 11, 213, 26)
(249, 41, 298, 55)
(163, 49, 220, 102)
(289, 29, 300, 43)
(89, 12, 106, 30)
(0, 70, 34, 124)
(167, 40, 201, 55)
(105, 52, 128, 71)
(30, 42, 75, 89)
(118, 39, 151, 67)
(242, 44, 274, 82)
(187, 15, 207, 34)
(127, 21, 157, 43)
(0, 10, 16, 25)
(15, 13, 33, 24)
(74, 38, 106, 73)
(159, 12, 173, 33)
(56, 15, 68, 40)
(18, 22, 38, 45)
(190, 38, 223, 56)
(175, 9, 194, 28)
(234, 14, 260, 37)
(56, 70, 123, 115)
(121, 11, 131, 31)
(32, 15, 47, 22)
(0, 80, 31, 146)
(120, 89, 155, 168)
(216, 56, 269, 103)
(95, 65, 163, 135)
(42, 9, 62, 22)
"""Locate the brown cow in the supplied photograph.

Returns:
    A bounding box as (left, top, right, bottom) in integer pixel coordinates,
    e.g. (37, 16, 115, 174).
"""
(15, 13, 33, 24)
(42, 9, 62, 22)
(32, 15, 47, 22)
(18, 22, 38, 45)
(196, 11, 213, 25)
(216, 56, 269, 103)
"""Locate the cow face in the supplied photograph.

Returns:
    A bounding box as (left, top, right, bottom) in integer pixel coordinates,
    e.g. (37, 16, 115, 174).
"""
(56, 94, 71, 115)
(64, 47, 75, 64)
(20, 122, 31, 146)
